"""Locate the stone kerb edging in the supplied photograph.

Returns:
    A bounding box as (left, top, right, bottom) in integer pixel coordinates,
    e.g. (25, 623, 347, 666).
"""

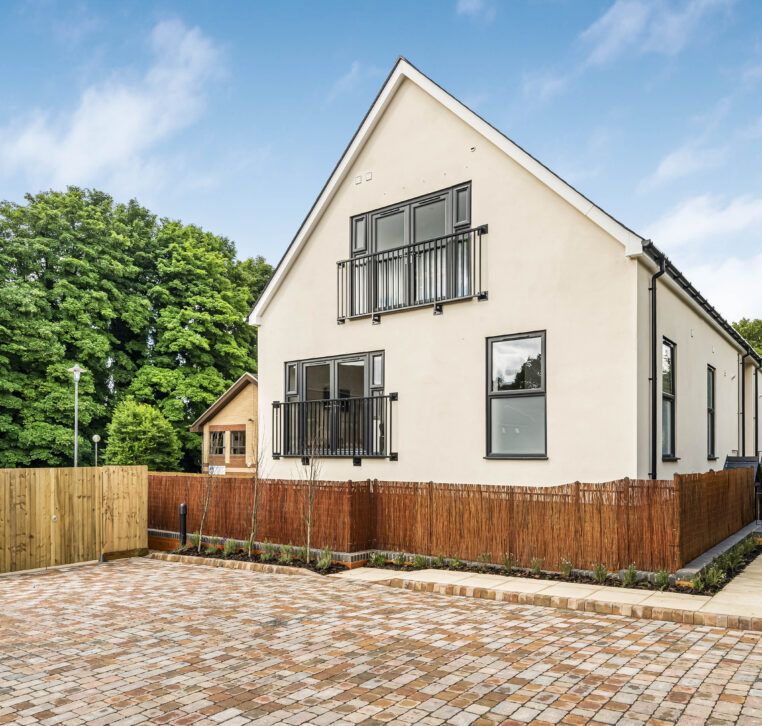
(375, 576, 762, 631)
(146, 551, 322, 578)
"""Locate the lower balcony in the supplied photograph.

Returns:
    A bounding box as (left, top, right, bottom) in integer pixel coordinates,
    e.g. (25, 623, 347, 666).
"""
(272, 394, 398, 460)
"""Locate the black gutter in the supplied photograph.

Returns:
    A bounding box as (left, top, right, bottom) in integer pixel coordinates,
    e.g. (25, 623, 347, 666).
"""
(649, 253, 666, 480)
(642, 242, 762, 366)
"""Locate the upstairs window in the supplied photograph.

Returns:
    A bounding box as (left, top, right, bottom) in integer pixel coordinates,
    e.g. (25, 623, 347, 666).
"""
(209, 431, 224, 456)
(662, 339, 676, 459)
(350, 183, 471, 255)
(487, 332, 546, 458)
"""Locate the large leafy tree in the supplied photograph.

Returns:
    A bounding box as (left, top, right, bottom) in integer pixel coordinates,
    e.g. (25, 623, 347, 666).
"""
(0, 187, 272, 470)
(105, 398, 181, 471)
(734, 318, 762, 355)
(127, 223, 269, 470)
(0, 189, 156, 467)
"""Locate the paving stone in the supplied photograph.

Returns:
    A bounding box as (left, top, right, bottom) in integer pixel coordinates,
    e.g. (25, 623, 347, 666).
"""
(1, 558, 761, 726)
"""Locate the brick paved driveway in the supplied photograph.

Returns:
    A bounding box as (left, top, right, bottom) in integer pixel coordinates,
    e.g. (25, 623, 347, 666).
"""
(1, 559, 761, 726)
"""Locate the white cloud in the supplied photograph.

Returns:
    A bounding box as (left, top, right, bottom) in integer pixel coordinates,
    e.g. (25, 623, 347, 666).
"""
(0, 19, 222, 193)
(645, 193, 762, 249)
(684, 253, 762, 321)
(324, 61, 384, 106)
(525, 0, 731, 101)
(456, 0, 495, 20)
(640, 144, 727, 189)
(581, 0, 731, 68)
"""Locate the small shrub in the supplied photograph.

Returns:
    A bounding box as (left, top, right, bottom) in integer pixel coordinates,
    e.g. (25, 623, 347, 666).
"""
(316, 546, 333, 571)
(693, 574, 706, 594)
(622, 563, 638, 588)
(203, 543, 217, 555)
(653, 569, 670, 591)
(502, 552, 516, 574)
(279, 543, 294, 565)
(189, 532, 201, 550)
(740, 536, 757, 557)
(477, 552, 492, 565)
(530, 557, 543, 576)
(433, 553, 445, 568)
(368, 551, 387, 567)
(725, 548, 744, 573)
(560, 558, 573, 578)
(297, 545, 308, 562)
(223, 538, 238, 557)
(451, 557, 462, 569)
(394, 552, 406, 566)
(260, 541, 276, 563)
(213, 536, 223, 548)
(704, 565, 726, 589)
(412, 554, 427, 569)
(592, 563, 607, 584)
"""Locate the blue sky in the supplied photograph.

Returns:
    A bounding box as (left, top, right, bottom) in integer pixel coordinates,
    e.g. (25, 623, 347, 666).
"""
(1, 0, 761, 320)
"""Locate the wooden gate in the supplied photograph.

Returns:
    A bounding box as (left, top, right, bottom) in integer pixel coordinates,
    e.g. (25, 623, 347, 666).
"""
(0, 466, 148, 574)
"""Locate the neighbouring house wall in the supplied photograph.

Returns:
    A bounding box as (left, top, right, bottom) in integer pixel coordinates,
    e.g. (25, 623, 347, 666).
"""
(636, 263, 754, 479)
(257, 78, 641, 486)
(201, 383, 258, 473)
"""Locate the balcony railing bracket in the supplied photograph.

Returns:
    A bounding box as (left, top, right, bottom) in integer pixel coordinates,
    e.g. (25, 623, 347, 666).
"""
(477, 291, 489, 301)
(433, 303, 443, 315)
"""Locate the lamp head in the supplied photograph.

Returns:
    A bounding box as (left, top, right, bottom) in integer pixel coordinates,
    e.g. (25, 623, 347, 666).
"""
(92, 434, 101, 443)
(67, 364, 86, 382)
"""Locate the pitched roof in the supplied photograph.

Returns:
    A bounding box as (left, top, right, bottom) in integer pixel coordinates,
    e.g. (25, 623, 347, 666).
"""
(247, 57, 760, 364)
(248, 57, 644, 326)
(189, 372, 258, 432)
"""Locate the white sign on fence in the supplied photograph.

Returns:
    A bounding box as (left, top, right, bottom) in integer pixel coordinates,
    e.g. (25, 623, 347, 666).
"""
(208, 465, 226, 476)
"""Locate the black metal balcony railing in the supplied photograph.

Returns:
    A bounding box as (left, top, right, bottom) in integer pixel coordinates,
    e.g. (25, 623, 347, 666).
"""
(337, 225, 488, 321)
(272, 394, 398, 460)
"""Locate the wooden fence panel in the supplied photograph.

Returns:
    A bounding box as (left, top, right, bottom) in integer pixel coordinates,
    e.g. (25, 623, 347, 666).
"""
(1, 466, 147, 573)
(102, 466, 148, 555)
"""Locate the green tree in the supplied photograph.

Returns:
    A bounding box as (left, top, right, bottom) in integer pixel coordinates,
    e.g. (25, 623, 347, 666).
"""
(734, 318, 762, 355)
(0, 187, 272, 471)
(105, 398, 181, 471)
(127, 223, 271, 470)
(0, 188, 157, 467)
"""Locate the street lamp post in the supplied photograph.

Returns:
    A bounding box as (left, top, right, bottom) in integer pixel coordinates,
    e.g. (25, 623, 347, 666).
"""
(92, 434, 101, 466)
(67, 365, 86, 467)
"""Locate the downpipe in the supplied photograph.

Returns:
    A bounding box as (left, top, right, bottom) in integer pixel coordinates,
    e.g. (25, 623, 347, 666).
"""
(741, 352, 750, 456)
(649, 255, 666, 480)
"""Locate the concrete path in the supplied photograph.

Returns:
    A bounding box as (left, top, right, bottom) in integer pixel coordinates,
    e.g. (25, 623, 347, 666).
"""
(2, 558, 762, 725)
(333, 565, 762, 629)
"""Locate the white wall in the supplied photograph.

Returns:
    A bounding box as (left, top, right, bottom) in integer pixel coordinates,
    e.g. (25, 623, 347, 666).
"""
(257, 79, 643, 486)
(637, 264, 758, 479)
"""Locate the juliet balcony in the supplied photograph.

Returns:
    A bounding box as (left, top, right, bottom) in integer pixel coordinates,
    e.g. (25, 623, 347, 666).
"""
(336, 225, 488, 322)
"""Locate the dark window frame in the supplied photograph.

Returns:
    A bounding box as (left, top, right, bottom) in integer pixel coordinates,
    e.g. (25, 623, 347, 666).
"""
(350, 182, 472, 256)
(485, 330, 547, 460)
(230, 430, 246, 457)
(662, 338, 676, 460)
(284, 349, 385, 402)
(209, 431, 225, 456)
(707, 364, 716, 460)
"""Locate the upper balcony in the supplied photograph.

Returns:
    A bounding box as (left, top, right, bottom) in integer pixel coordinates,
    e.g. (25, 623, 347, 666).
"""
(337, 225, 488, 322)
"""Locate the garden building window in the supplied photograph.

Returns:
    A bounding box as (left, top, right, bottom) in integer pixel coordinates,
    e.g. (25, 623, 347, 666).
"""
(487, 332, 546, 458)
(209, 431, 224, 456)
(231, 430, 246, 456)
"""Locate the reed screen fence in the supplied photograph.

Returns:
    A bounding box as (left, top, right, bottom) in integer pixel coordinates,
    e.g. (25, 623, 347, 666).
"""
(148, 468, 755, 572)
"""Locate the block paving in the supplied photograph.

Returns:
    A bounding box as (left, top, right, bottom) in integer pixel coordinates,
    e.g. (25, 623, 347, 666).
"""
(0, 558, 761, 725)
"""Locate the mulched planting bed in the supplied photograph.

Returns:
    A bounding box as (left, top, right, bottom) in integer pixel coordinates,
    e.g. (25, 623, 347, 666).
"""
(171, 547, 345, 575)
(365, 541, 762, 596)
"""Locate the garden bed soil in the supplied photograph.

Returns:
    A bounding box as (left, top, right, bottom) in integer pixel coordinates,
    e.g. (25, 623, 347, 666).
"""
(173, 541, 761, 596)
(173, 547, 345, 575)
(365, 544, 762, 596)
